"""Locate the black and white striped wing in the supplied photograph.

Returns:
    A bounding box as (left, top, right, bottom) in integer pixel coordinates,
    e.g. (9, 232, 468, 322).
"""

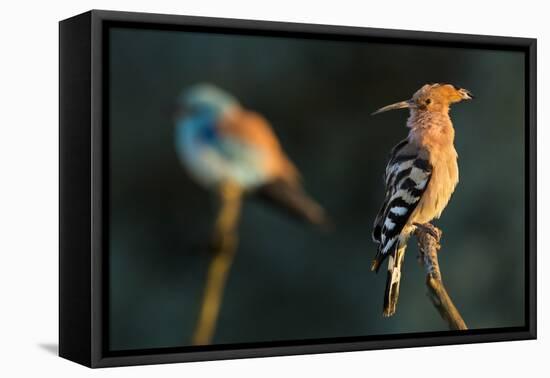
(371, 146, 432, 272)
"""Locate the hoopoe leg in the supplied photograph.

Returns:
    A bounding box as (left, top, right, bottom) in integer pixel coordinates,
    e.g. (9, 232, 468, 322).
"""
(414, 222, 441, 242)
(414, 223, 441, 265)
(192, 181, 243, 345)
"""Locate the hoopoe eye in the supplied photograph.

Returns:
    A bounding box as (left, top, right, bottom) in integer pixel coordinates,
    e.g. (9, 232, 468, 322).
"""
(425, 98, 432, 105)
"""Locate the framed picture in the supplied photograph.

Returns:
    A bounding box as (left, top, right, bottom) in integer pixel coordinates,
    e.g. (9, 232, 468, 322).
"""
(59, 10, 536, 368)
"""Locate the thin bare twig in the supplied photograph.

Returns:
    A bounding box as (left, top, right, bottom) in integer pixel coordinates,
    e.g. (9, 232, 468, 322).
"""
(414, 223, 468, 331)
(192, 181, 243, 345)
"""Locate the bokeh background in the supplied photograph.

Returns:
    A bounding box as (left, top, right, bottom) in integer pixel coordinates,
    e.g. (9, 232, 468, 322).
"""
(108, 26, 525, 351)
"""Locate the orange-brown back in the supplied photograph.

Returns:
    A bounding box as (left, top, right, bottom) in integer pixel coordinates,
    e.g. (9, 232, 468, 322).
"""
(218, 109, 300, 185)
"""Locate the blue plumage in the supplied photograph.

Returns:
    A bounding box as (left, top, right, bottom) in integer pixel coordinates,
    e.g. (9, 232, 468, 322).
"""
(175, 85, 268, 189)
(174, 83, 330, 227)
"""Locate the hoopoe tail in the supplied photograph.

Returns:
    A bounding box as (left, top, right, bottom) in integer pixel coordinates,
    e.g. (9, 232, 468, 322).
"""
(382, 244, 407, 317)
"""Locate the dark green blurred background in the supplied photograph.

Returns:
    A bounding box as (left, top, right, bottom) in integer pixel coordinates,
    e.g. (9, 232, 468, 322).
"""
(108, 27, 525, 351)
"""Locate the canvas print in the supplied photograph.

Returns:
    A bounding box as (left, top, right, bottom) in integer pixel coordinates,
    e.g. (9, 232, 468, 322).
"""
(107, 26, 525, 352)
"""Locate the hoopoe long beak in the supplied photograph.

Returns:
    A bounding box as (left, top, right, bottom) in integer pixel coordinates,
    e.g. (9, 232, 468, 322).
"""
(371, 100, 413, 115)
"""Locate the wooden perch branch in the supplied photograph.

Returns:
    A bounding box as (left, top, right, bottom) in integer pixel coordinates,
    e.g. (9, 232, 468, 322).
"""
(414, 223, 468, 331)
(192, 181, 243, 345)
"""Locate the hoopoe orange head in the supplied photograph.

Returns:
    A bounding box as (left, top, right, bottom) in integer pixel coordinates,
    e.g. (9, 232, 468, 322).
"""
(372, 83, 473, 115)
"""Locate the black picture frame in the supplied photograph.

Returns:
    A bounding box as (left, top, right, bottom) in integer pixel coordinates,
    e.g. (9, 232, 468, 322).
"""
(59, 9, 537, 368)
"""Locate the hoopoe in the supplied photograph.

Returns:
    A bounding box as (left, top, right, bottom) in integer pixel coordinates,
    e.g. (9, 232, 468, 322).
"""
(370, 83, 473, 316)
(174, 83, 330, 227)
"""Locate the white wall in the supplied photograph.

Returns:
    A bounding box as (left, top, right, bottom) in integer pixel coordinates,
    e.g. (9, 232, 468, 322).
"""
(0, 0, 546, 376)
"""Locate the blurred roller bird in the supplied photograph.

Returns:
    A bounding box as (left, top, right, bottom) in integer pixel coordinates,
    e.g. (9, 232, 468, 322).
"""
(371, 83, 473, 316)
(174, 84, 329, 227)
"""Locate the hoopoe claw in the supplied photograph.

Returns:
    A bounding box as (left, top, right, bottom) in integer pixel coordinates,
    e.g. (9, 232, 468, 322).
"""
(413, 223, 442, 242)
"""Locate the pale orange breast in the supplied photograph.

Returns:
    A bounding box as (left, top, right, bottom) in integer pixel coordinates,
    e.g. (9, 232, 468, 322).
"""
(410, 146, 458, 224)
